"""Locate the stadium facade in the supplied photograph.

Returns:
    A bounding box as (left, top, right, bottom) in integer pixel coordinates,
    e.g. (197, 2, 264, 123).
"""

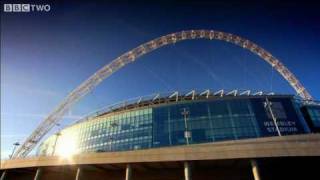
(1, 90, 318, 180)
(37, 90, 317, 156)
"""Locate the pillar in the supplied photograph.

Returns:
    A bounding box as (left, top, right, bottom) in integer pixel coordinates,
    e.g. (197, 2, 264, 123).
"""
(34, 168, 42, 180)
(125, 164, 132, 180)
(0, 171, 7, 180)
(184, 161, 191, 180)
(250, 159, 261, 180)
(75, 167, 82, 180)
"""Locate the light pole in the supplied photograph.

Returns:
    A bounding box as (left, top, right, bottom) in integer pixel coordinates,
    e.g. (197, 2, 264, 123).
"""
(52, 123, 61, 156)
(181, 108, 191, 145)
(9, 142, 20, 159)
(264, 97, 281, 136)
(181, 108, 192, 180)
(52, 131, 61, 156)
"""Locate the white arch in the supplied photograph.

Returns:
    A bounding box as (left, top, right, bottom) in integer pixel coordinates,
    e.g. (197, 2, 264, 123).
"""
(13, 29, 312, 158)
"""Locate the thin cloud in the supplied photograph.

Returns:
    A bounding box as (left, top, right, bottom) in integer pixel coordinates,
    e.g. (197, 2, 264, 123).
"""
(172, 47, 228, 88)
(1, 112, 83, 120)
(1, 82, 60, 97)
(1, 134, 27, 138)
(141, 64, 174, 91)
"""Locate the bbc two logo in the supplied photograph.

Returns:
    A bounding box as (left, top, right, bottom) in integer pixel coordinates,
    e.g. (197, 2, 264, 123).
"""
(3, 4, 51, 12)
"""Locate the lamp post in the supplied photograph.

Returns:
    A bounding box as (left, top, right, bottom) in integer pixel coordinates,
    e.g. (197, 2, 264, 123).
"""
(181, 108, 190, 145)
(9, 142, 20, 159)
(52, 131, 61, 156)
(181, 108, 192, 180)
(52, 123, 62, 156)
(264, 97, 281, 136)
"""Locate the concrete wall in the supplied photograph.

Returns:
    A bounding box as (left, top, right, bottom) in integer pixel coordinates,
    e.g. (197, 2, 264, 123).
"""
(2, 134, 320, 170)
(1, 134, 320, 180)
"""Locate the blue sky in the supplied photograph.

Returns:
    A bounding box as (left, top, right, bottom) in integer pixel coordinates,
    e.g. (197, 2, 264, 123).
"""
(1, 0, 319, 159)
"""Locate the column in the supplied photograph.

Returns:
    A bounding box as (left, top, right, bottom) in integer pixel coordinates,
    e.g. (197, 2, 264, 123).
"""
(75, 167, 82, 180)
(250, 159, 261, 180)
(184, 161, 191, 180)
(0, 171, 7, 180)
(34, 168, 42, 180)
(125, 164, 132, 180)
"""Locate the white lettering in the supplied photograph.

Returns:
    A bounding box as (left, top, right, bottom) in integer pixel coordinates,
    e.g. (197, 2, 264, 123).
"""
(35, 5, 45, 11)
(30, 4, 36, 11)
(12, 4, 21, 12)
(4, 4, 50, 13)
(4, 4, 12, 12)
(44, 5, 50, 12)
(21, 4, 30, 12)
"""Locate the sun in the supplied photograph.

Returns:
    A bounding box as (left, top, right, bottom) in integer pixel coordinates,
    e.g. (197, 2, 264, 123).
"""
(55, 134, 78, 158)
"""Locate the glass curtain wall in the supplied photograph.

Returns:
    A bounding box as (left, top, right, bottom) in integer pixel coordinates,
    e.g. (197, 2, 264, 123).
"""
(38, 96, 308, 156)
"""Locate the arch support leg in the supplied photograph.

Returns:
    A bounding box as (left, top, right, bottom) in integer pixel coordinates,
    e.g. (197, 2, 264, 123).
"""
(184, 161, 191, 180)
(75, 167, 82, 180)
(250, 159, 261, 180)
(0, 171, 7, 180)
(125, 164, 132, 180)
(34, 168, 42, 180)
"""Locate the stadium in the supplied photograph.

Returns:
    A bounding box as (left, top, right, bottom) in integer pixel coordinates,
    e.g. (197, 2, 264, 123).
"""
(1, 30, 320, 180)
(37, 90, 317, 156)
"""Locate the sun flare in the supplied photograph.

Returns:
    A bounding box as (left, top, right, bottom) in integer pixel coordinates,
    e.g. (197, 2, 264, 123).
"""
(55, 134, 78, 158)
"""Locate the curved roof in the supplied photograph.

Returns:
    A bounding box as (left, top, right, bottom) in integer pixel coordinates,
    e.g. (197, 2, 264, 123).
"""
(74, 89, 290, 124)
